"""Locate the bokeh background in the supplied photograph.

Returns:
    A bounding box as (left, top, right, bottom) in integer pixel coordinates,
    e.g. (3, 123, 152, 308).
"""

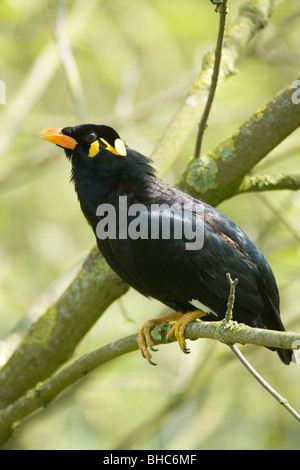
(1, 0, 300, 450)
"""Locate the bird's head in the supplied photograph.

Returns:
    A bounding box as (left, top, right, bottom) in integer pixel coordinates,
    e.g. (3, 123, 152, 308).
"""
(40, 123, 156, 201)
(40, 124, 127, 162)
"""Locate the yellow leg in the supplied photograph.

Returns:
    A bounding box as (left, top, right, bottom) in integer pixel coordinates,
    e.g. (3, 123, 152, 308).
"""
(166, 310, 206, 354)
(137, 312, 183, 365)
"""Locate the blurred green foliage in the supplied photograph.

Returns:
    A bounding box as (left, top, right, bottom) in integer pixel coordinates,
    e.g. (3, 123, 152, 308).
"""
(0, 0, 300, 450)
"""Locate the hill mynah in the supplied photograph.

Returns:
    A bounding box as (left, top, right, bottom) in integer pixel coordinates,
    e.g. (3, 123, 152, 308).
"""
(40, 124, 293, 365)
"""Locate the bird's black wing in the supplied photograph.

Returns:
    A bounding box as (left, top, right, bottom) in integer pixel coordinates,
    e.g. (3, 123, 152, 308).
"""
(99, 199, 271, 328)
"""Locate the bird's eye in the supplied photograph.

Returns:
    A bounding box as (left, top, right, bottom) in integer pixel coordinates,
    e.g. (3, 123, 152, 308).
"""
(85, 132, 97, 143)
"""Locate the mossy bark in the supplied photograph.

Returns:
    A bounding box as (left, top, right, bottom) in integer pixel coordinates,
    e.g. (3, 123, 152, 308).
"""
(178, 80, 300, 205)
(0, 248, 128, 408)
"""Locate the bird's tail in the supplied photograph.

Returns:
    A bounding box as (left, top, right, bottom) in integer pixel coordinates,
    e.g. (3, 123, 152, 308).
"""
(264, 303, 294, 365)
(276, 345, 295, 365)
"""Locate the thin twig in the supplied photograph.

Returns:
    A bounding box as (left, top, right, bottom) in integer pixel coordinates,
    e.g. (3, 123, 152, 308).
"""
(225, 273, 238, 321)
(194, 0, 228, 158)
(224, 273, 300, 424)
(229, 344, 300, 423)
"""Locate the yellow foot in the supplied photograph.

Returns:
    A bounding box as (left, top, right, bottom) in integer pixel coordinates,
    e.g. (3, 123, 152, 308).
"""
(137, 312, 183, 365)
(166, 310, 206, 354)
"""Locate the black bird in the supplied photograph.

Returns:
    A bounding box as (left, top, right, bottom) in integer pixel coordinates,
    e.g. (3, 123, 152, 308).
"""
(40, 124, 293, 365)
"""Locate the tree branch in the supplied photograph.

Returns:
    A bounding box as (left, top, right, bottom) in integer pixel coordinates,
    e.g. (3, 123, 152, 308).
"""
(178, 77, 300, 206)
(178, 320, 300, 353)
(0, 248, 128, 409)
(0, 318, 299, 446)
(237, 173, 300, 194)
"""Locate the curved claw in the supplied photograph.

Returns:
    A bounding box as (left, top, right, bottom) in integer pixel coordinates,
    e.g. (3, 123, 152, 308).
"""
(182, 347, 191, 354)
(147, 358, 157, 366)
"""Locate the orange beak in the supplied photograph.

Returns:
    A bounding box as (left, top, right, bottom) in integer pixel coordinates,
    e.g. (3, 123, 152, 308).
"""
(40, 128, 77, 150)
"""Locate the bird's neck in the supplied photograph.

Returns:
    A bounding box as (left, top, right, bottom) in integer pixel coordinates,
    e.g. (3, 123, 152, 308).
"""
(71, 157, 161, 230)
